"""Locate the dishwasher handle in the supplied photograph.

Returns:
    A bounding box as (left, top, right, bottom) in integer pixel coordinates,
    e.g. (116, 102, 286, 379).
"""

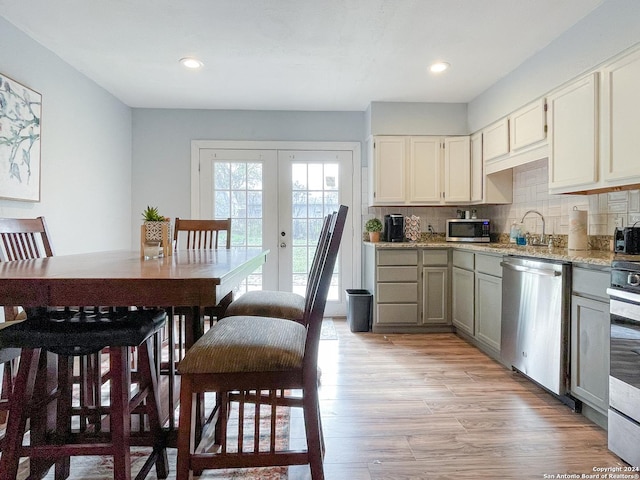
(500, 261, 561, 277)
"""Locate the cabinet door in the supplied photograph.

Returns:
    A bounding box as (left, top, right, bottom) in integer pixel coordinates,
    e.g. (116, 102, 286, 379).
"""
(443, 136, 471, 203)
(570, 295, 609, 412)
(422, 267, 449, 325)
(509, 98, 546, 151)
(482, 118, 509, 162)
(548, 73, 599, 192)
(475, 272, 502, 352)
(372, 136, 406, 204)
(409, 136, 441, 203)
(470, 132, 483, 203)
(602, 48, 640, 184)
(452, 266, 474, 335)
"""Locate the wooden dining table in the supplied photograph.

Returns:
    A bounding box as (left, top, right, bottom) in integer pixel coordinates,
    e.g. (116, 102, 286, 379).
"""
(0, 247, 269, 447)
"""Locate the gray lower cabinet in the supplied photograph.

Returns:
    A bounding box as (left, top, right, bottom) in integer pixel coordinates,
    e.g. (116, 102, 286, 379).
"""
(570, 266, 610, 415)
(451, 250, 502, 357)
(364, 245, 450, 332)
(452, 265, 474, 335)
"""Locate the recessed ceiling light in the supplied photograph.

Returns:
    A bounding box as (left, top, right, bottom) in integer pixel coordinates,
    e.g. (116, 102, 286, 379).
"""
(179, 57, 203, 69)
(430, 62, 450, 73)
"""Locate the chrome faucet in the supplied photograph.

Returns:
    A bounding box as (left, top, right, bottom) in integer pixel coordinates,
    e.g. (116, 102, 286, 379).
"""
(520, 210, 546, 245)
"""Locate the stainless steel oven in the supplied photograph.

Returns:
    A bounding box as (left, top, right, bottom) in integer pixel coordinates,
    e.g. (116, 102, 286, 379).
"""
(607, 259, 640, 467)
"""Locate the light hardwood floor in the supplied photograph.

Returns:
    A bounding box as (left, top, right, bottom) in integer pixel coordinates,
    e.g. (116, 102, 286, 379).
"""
(287, 318, 627, 480)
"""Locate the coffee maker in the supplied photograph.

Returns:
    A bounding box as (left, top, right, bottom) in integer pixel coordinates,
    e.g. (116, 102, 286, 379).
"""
(384, 214, 405, 242)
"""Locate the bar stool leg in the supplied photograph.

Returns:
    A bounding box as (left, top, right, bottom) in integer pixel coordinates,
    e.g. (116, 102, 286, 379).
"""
(109, 346, 132, 480)
(0, 348, 41, 480)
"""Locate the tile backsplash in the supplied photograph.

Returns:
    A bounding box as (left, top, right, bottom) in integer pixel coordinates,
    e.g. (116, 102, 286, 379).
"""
(363, 158, 640, 241)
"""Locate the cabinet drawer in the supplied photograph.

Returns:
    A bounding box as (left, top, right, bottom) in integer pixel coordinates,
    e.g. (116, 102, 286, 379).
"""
(475, 253, 502, 277)
(377, 249, 418, 266)
(377, 266, 418, 282)
(452, 250, 474, 270)
(573, 267, 610, 301)
(376, 304, 419, 324)
(376, 283, 418, 303)
(422, 249, 448, 266)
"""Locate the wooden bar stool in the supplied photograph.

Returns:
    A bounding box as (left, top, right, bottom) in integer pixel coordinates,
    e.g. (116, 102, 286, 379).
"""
(176, 206, 347, 480)
(0, 307, 169, 480)
(223, 214, 332, 324)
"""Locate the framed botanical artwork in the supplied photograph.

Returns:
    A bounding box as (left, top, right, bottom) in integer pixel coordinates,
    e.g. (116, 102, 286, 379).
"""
(0, 73, 41, 202)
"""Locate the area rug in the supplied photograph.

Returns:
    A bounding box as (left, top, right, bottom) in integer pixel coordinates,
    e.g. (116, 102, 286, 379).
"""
(19, 403, 290, 480)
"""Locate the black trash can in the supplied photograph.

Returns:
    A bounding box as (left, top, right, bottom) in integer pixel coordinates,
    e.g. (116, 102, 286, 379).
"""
(346, 289, 372, 332)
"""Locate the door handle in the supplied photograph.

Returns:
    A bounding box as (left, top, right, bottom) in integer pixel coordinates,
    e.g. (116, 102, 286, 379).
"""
(280, 242, 286, 248)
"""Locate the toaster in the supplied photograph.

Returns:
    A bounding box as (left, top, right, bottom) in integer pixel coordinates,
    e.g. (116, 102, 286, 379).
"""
(615, 227, 640, 255)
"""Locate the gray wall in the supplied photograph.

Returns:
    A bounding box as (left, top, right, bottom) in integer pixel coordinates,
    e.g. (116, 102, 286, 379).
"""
(369, 101, 468, 136)
(468, 0, 640, 132)
(131, 108, 364, 244)
(0, 16, 132, 255)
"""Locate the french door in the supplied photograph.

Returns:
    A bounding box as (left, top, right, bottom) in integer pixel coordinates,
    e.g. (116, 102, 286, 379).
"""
(195, 142, 357, 316)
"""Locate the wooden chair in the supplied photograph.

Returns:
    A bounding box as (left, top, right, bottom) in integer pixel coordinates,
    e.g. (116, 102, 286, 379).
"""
(223, 215, 332, 323)
(0, 217, 54, 428)
(0, 307, 169, 480)
(169, 218, 233, 362)
(173, 217, 231, 250)
(176, 205, 347, 480)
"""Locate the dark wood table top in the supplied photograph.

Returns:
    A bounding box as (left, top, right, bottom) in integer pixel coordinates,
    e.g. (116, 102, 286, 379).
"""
(0, 248, 269, 308)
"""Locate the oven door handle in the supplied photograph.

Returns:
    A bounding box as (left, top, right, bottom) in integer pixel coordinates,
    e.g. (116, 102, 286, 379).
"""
(607, 288, 640, 304)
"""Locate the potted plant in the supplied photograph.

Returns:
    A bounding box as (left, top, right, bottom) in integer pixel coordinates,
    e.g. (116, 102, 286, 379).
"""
(365, 218, 383, 242)
(141, 206, 171, 257)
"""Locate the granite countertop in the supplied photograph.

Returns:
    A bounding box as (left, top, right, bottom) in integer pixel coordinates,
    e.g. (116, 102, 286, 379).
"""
(364, 240, 625, 267)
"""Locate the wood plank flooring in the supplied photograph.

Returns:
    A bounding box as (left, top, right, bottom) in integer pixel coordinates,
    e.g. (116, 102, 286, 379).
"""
(287, 319, 627, 480)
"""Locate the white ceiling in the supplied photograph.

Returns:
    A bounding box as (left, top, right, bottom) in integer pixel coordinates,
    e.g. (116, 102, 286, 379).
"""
(0, 0, 605, 111)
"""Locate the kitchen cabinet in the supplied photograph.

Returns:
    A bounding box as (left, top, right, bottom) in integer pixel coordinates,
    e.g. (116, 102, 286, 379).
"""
(470, 131, 513, 205)
(452, 250, 502, 358)
(370, 136, 406, 204)
(422, 250, 449, 326)
(368, 135, 470, 206)
(509, 98, 546, 152)
(601, 47, 640, 186)
(482, 118, 509, 162)
(364, 245, 450, 332)
(547, 72, 599, 193)
(570, 266, 610, 416)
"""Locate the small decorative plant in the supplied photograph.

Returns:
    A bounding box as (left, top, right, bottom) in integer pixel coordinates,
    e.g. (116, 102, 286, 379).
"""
(365, 218, 383, 242)
(142, 205, 166, 222)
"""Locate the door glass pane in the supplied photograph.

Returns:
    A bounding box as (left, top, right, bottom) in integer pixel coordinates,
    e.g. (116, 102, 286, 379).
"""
(290, 162, 340, 299)
(213, 161, 263, 293)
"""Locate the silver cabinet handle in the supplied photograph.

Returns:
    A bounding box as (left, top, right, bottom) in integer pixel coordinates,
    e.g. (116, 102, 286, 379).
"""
(500, 262, 561, 277)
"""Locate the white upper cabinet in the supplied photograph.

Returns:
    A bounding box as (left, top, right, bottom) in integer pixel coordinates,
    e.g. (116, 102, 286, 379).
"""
(547, 72, 599, 193)
(601, 47, 640, 185)
(509, 98, 547, 151)
(409, 136, 441, 203)
(443, 136, 471, 203)
(470, 132, 483, 203)
(368, 135, 470, 206)
(482, 118, 509, 162)
(370, 136, 406, 204)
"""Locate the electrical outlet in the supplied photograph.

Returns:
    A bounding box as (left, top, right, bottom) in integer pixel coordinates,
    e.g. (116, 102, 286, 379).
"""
(615, 216, 624, 228)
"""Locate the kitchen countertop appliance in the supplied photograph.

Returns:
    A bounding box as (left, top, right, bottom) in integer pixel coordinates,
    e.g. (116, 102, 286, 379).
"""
(445, 218, 490, 243)
(607, 259, 640, 467)
(501, 256, 573, 400)
(384, 214, 404, 242)
(614, 226, 640, 254)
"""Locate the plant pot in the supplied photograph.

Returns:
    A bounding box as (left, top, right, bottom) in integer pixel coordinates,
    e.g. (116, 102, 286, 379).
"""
(368, 231, 381, 243)
(144, 221, 171, 242)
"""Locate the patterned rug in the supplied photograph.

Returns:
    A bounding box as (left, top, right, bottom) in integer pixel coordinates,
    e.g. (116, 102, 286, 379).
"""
(19, 403, 291, 480)
(320, 318, 338, 340)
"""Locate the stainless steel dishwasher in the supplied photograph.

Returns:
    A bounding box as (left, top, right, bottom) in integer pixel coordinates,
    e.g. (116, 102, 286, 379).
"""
(500, 256, 571, 396)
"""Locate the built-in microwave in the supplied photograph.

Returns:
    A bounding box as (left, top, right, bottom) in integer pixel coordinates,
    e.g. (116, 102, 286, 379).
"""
(446, 219, 491, 243)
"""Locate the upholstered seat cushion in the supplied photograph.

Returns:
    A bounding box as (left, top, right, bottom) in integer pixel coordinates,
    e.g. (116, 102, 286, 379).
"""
(178, 316, 307, 374)
(223, 290, 305, 321)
